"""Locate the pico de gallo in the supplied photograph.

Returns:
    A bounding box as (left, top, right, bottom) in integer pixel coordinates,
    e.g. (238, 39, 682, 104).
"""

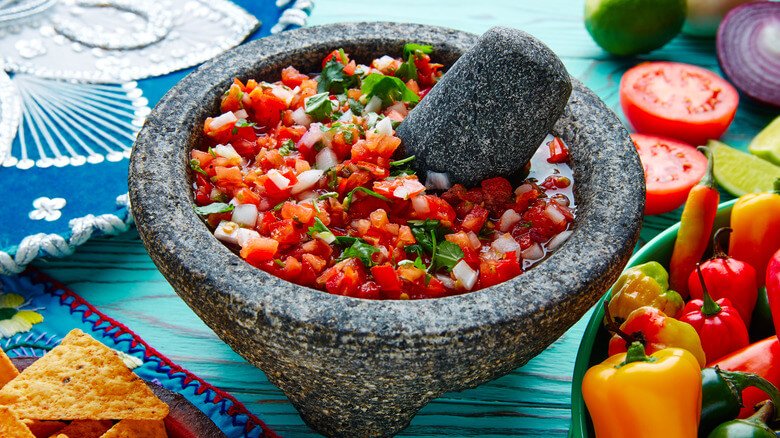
(190, 44, 576, 300)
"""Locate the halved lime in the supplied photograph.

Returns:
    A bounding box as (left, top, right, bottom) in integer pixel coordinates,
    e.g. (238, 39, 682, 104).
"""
(710, 140, 780, 196)
(749, 116, 780, 166)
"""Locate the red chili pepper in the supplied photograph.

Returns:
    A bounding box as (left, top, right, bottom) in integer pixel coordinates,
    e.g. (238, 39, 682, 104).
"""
(680, 264, 749, 363)
(546, 136, 569, 163)
(710, 336, 780, 419)
(669, 146, 720, 297)
(766, 248, 780, 336)
(687, 227, 758, 326)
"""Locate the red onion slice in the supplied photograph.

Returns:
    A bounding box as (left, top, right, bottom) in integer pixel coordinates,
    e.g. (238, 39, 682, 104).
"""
(717, 1, 780, 107)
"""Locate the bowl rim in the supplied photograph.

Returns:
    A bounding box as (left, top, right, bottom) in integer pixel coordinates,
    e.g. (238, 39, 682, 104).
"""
(569, 198, 738, 438)
(129, 21, 644, 339)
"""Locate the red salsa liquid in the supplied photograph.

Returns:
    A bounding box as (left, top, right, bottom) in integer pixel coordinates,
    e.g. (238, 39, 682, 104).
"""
(190, 46, 575, 299)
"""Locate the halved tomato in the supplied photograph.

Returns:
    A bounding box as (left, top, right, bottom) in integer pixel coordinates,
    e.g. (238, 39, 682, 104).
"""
(620, 62, 738, 146)
(632, 133, 708, 215)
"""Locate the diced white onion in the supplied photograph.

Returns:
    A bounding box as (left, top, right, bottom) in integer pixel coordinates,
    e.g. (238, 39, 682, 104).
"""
(425, 171, 452, 190)
(291, 169, 324, 194)
(214, 221, 240, 245)
(466, 231, 481, 250)
(314, 231, 336, 244)
(375, 117, 394, 136)
(214, 144, 241, 160)
(547, 230, 573, 251)
(387, 101, 408, 117)
(292, 107, 312, 127)
(452, 260, 478, 290)
(364, 95, 382, 114)
(208, 111, 237, 130)
(266, 169, 290, 190)
(498, 209, 521, 232)
(315, 147, 338, 170)
(236, 228, 260, 247)
(300, 123, 324, 147)
(338, 109, 354, 122)
(491, 233, 521, 254)
(521, 242, 544, 261)
(544, 204, 566, 225)
(233, 109, 249, 119)
(393, 179, 426, 200)
(297, 191, 318, 201)
(270, 85, 295, 105)
(242, 92, 251, 106)
(515, 183, 534, 195)
(258, 199, 272, 211)
(411, 194, 430, 213)
(231, 204, 258, 227)
(436, 274, 457, 290)
(373, 55, 396, 71)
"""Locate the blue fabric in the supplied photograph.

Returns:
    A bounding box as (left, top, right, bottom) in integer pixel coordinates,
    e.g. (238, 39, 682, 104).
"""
(0, 0, 299, 255)
(1, 269, 275, 437)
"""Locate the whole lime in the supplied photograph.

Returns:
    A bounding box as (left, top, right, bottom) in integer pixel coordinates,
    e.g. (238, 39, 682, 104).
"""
(585, 0, 686, 56)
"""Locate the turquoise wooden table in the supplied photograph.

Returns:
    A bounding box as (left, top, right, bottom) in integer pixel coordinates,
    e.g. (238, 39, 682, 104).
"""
(29, 1, 777, 436)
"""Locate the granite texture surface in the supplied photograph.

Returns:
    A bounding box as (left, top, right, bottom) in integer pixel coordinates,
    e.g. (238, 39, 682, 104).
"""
(129, 22, 644, 437)
(397, 27, 571, 186)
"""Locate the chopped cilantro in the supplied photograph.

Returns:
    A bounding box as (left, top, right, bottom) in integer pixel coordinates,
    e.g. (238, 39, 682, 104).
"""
(347, 97, 364, 115)
(326, 168, 339, 191)
(396, 43, 434, 82)
(304, 92, 334, 122)
(318, 192, 339, 200)
(407, 219, 450, 254)
(361, 73, 420, 106)
(403, 43, 433, 59)
(431, 240, 464, 272)
(273, 258, 285, 267)
(190, 159, 207, 176)
(338, 240, 380, 267)
(343, 186, 390, 210)
(207, 147, 217, 158)
(231, 118, 256, 134)
(307, 217, 330, 236)
(193, 202, 234, 215)
(272, 201, 286, 211)
(390, 155, 415, 167)
(279, 139, 296, 156)
(318, 59, 359, 94)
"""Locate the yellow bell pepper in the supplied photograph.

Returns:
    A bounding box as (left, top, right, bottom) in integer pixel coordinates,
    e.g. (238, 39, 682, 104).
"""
(608, 261, 684, 321)
(583, 342, 702, 438)
(729, 179, 780, 287)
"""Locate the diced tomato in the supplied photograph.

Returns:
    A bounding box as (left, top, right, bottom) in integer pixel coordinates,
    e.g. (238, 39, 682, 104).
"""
(481, 177, 513, 215)
(322, 49, 349, 67)
(213, 166, 244, 191)
(371, 264, 401, 292)
(280, 202, 315, 225)
(234, 187, 260, 206)
(461, 204, 489, 233)
(413, 195, 457, 227)
(191, 149, 214, 168)
(248, 88, 287, 128)
(231, 138, 259, 157)
(547, 136, 569, 163)
(268, 218, 301, 246)
(240, 237, 279, 266)
(281, 66, 309, 88)
(479, 255, 522, 289)
(414, 53, 442, 87)
(220, 83, 244, 113)
(194, 173, 213, 206)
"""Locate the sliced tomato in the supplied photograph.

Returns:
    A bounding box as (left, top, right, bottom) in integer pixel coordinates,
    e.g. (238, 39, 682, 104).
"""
(620, 62, 739, 146)
(631, 133, 708, 215)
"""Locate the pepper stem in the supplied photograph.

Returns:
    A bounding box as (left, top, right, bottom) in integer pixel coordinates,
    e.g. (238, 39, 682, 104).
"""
(697, 146, 715, 189)
(774, 178, 780, 194)
(717, 367, 780, 422)
(603, 301, 637, 346)
(622, 341, 651, 365)
(712, 227, 732, 259)
(697, 263, 721, 316)
(746, 400, 775, 427)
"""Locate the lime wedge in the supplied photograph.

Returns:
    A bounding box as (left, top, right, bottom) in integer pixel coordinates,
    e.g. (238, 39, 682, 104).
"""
(710, 140, 780, 196)
(749, 116, 780, 166)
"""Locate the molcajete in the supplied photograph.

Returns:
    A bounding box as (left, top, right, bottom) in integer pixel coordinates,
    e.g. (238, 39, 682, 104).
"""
(129, 22, 644, 437)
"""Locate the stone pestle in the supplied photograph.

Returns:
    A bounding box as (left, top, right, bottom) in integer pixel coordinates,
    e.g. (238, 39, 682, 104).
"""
(396, 27, 572, 187)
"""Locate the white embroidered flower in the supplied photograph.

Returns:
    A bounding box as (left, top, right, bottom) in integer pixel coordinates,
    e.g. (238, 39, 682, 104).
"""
(29, 197, 66, 222)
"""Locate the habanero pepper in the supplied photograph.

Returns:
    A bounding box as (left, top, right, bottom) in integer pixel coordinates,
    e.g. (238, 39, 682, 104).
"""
(583, 342, 702, 438)
(606, 305, 707, 368)
(766, 249, 780, 337)
(608, 261, 684, 322)
(708, 400, 776, 438)
(680, 264, 749, 363)
(710, 336, 780, 419)
(700, 367, 780, 436)
(729, 179, 780, 287)
(670, 146, 720, 297)
(688, 228, 758, 326)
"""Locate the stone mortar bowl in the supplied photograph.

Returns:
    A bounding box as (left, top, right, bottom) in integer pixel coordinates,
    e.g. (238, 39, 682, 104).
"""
(129, 22, 644, 437)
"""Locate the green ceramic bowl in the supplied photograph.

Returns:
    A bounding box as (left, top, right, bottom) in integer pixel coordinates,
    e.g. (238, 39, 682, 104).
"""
(569, 199, 738, 437)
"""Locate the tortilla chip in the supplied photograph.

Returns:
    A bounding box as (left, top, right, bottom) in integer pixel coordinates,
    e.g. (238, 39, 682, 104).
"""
(20, 419, 67, 438)
(100, 420, 167, 438)
(0, 329, 168, 420)
(0, 406, 35, 438)
(50, 420, 113, 438)
(0, 347, 19, 389)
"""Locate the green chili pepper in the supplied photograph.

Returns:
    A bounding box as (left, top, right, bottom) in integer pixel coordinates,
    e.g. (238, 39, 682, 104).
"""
(701, 367, 780, 436)
(749, 287, 775, 342)
(708, 400, 775, 438)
